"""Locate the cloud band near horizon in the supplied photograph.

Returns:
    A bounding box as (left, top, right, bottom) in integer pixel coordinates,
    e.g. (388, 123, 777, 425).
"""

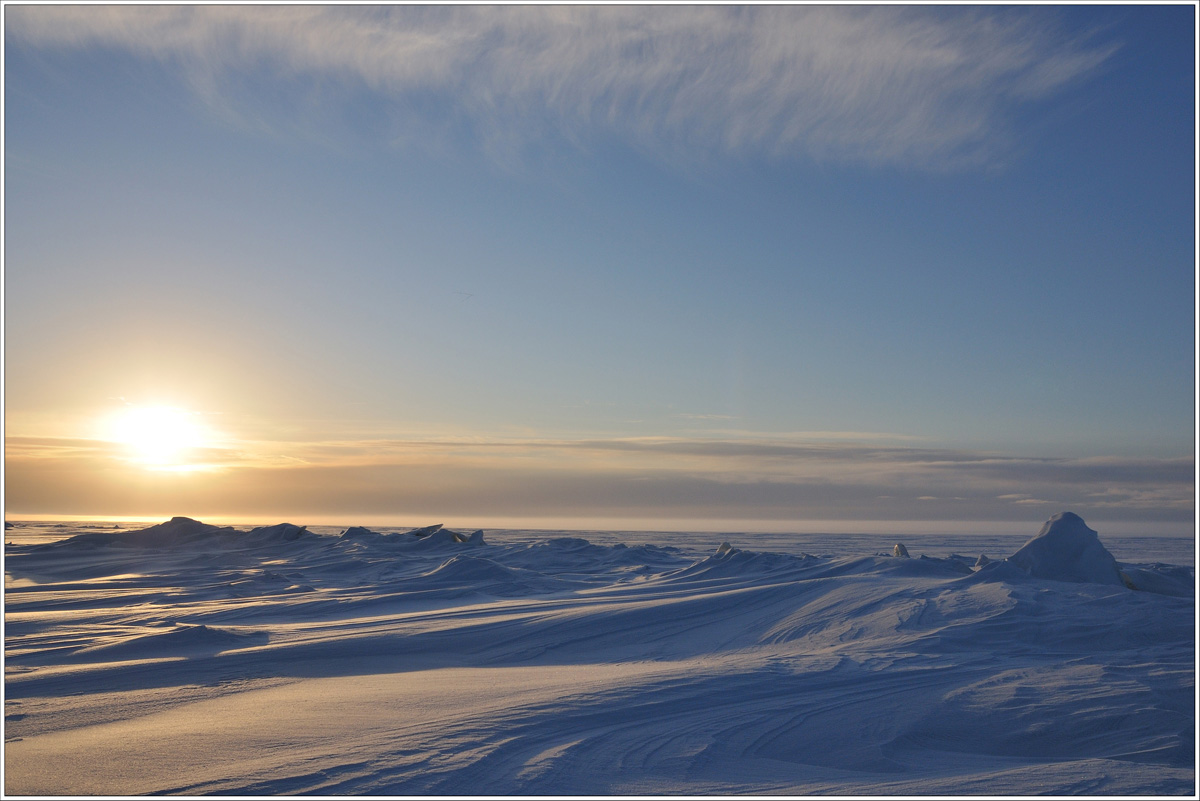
(6, 434, 1191, 526)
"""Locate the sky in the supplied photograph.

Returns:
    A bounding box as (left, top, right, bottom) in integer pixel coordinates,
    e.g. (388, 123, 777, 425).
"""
(3, 4, 1196, 534)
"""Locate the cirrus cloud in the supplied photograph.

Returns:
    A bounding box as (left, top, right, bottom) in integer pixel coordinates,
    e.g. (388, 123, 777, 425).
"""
(6, 5, 1118, 168)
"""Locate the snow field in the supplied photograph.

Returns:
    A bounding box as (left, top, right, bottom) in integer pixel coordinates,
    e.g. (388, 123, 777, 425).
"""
(3, 514, 1194, 795)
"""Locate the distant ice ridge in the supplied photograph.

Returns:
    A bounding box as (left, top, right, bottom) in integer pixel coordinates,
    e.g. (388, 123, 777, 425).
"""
(341, 522, 485, 546)
(27, 511, 1189, 595)
(45, 516, 485, 551)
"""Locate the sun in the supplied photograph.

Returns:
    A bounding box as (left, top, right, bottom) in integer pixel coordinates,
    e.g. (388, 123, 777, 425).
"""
(105, 405, 213, 469)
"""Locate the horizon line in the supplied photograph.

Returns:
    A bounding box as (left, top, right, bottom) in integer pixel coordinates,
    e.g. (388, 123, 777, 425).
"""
(5, 512, 1195, 538)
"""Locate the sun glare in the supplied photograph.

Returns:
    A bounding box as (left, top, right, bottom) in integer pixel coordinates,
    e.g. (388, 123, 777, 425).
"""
(105, 405, 214, 470)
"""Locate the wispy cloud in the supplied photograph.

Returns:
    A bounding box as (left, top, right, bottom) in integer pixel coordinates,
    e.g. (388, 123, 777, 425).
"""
(6, 5, 1117, 168)
(6, 433, 1190, 523)
(4, 435, 248, 470)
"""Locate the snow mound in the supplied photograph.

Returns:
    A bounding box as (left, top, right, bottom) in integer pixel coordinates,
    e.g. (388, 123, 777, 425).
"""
(340, 526, 379, 540)
(422, 554, 519, 584)
(400, 527, 485, 549)
(1007, 512, 1123, 586)
(408, 554, 559, 596)
(75, 624, 267, 661)
(669, 547, 809, 582)
(50, 516, 235, 549)
(1117, 564, 1195, 597)
(245, 523, 312, 544)
(44, 518, 318, 550)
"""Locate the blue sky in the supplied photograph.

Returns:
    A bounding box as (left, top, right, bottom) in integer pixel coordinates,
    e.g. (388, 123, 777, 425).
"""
(3, 5, 1195, 531)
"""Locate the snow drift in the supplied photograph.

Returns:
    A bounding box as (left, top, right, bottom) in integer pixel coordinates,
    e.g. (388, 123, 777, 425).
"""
(3, 513, 1193, 795)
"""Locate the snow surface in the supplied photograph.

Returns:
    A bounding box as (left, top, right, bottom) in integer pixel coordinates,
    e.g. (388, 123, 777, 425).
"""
(3, 513, 1194, 795)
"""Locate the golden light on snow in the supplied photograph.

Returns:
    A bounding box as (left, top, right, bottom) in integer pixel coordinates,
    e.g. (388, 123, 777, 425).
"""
(103, 405, 215, 470)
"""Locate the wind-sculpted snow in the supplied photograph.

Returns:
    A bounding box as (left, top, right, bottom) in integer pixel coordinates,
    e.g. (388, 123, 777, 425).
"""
(1008, 511, 1125, 586)
(4, 514, 1194, 795)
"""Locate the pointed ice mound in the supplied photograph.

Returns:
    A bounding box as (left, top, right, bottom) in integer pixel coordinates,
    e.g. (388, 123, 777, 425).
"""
(1007, 512, 1123, 586)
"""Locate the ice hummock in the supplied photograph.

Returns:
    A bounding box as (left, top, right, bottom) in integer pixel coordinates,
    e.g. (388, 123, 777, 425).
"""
(42, 516, 317, 550)
(1006, 511, 1124, 585)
